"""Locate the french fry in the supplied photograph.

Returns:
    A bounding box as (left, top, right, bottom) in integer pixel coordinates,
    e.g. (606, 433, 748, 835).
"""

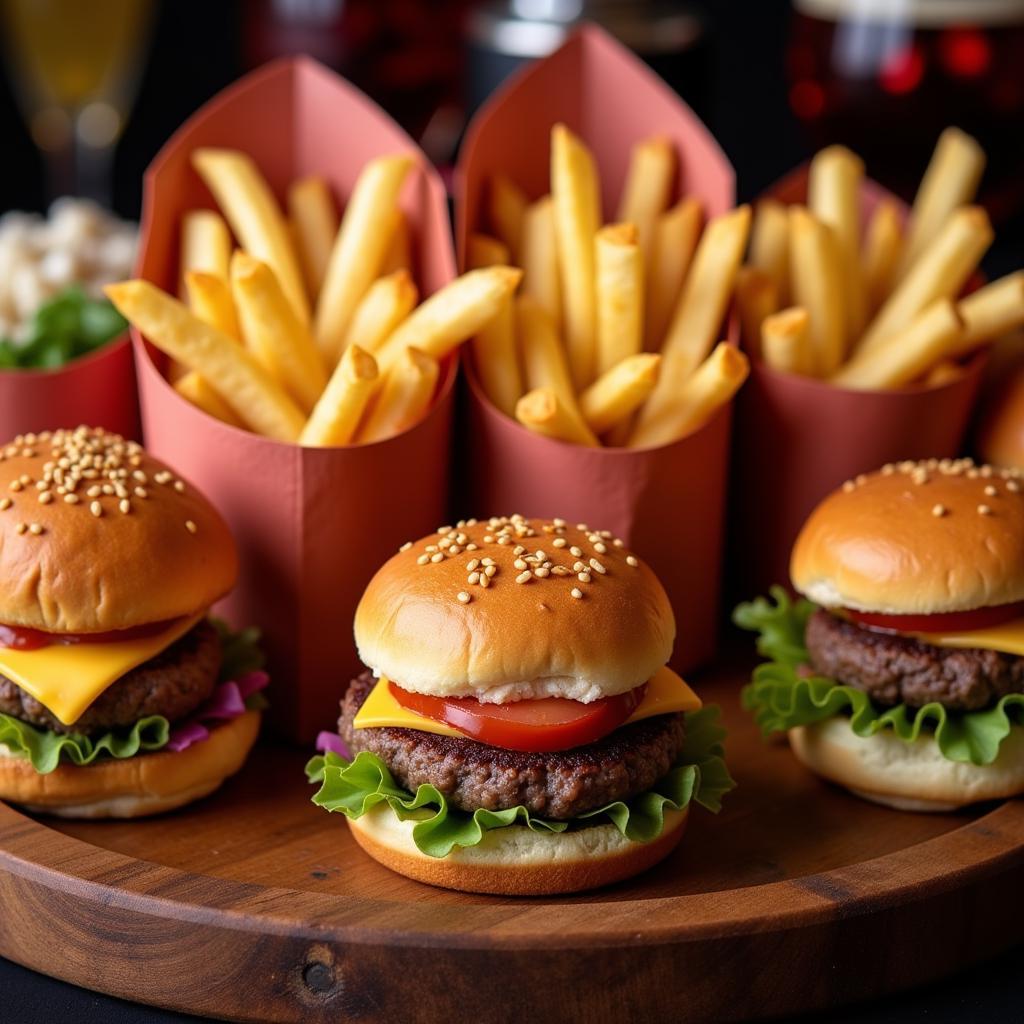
(104, 281, 306, 442)
(808, 144, 866, 340)
(645, 196, 701, 350)
(374, 266, 523, 376)
(895, 127, 986, 281)
(760, 307, 813, 376)
(379, 209, 411, 274)
(342, 270, 418, 355)
(857, 206, 993, 356)
(179, 210, 232, 297)
(833, 299, 964, 390)
(300, 343, 379, 447)
(517, 294, 578, 415)
(749, 199, 789, 306)
(629, 342, 749, 448)
(580, 353, 660, 436)
(515, 388, 599, 447)
(287, 176, 338, 302)
(595, 223, 643, 376)
(315, 154, 413, 365)
(551, 123, 601, 389)
(174, 371, 245, 428)
(185, 270, 240, 341)
(489, 174, 528, 260)
(191, 149, 309, 325)
(616, 136, 675, 267)
(951, 271, 1024, 356)
(862, 199, 903, 315)
(735, 265, 778, 360)
(230, 251, 328, 414)
(467, 234, 521, 417)
(788, 206, 846, 375)
(358, 346, 439, 443)
(923, 360, 964, 387)
(520, 195, 562, 330)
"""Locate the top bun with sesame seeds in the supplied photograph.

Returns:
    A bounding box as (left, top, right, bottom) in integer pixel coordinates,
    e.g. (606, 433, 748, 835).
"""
(0, 427, 237, 632)
(791, 459, 1024, 615)
(354, 515, 675, 702)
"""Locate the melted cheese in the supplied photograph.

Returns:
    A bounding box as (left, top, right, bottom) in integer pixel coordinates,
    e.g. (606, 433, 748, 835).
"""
(0, 614, 202, 726)
(913, 616, 1024, 657)
(353, 665, 702, 738)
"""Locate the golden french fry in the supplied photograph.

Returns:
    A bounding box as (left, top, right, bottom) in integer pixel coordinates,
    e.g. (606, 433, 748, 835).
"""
(833, 299, 964, 390)
(862, 199, 903, 315)
(923, 360, 964, 387)
(595, 222, 643, 377)
(857, 206, 993, 356)
(230, 251, 328, 414)
(520, 195, 562, 330)
(379, 209, 411, 275)
(580, 353, 660, 437)
(761, 306, 813, 376)
(315, 154, 413, 365)
(896, 127, 986, 281)
(616, 136, 675, 267)
(551, 123, 601, 389)
(300, 343, 379, 447)
(489, 174, 528, 260)
(749, 199, 789, 306)
(174, 370, 245, 428)
(179, 210, 232, 298)
(735, 265, 778, 360)
(191, 149, 309, 325)
(809, 145, 866, 340)
(105, 281, 306, 442)
(517, 294, 577, 411)
(645, 197, 702, 350)
(467, 233, 510, 269)
(630, 342, 749, 448)
(343, 270, 418, 355)
(288, 176, 338, 302)
(374, 266, 522, 376)
(788, 206, 846, 375)
(358, 346, 439, 444)
(516, 387, 599, 447)
(951, 271, 1024, 356)
(185, 270, 239, 341)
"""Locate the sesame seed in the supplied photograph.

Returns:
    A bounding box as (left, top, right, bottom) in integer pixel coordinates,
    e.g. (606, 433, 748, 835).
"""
(0, 498, 10, 511)
(594, 542, 608, 554)
(15, 522, 26, 534)
(28, 523, 42, 535)
(90, 501, 102, 518)
(174, 481, 185, 493)
(134, 487, 148, 499)
(185, 519, 197, 534)
(535, 567, 550, 578)
(985, 485, 998, 497)
(590, 558, 607, 574)
(578, 571, 591, 584)
(842, 481, 855, 493)
(932, 504, 947, 517)
(553, 538, 567, 548)
(978, 504, 993, 516)
(626, 555, 639, 567)
(431, 552, 444, 563)
(514, 545, 525, 555)
(417, 554, 429, 565)
(120, 499, 131, 514)
(1008, 480, 1021, 493)
(570, 588, 583, 599)
(514, 558, 528, 570)
(64, 494, 79, 504)
(467, 558, 480, 571)
(468, 572, 481, 585)
(466, 543, 478, 551)
(570, 546, 583, 557)
(38, 491, 52, 504)
(480, 573, 490, 588)
(551, 565, 571, 576)
(981, 465, 994, 478)
(87, 485, 101, 498)
(484, 565, 497, 577)
(400, 541, 412, 552)
(9, 481, 22, 492)
(457, 591, 471, 604)
(516, 570, 532, 584)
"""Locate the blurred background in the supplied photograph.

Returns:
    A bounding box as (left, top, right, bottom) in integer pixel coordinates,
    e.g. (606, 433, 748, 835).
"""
(0, 0, 1020, 271)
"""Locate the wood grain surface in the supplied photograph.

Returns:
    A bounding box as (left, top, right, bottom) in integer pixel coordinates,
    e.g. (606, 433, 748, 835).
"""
(1, 660, 1023, 1023)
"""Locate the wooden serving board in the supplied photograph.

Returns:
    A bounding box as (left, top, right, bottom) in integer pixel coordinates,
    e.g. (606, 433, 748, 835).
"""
(1, 659, 1023, 1024)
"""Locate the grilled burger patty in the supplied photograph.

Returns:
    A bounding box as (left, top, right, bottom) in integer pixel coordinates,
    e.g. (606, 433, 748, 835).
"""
(805, 609, 1024, 711)
(339, 670, 685, 820)
(0, 619, 221, 736)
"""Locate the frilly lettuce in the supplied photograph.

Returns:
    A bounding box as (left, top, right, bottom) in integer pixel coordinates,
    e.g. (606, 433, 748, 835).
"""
(734, 587, 1024, 766)
(306, 706, 735, 858)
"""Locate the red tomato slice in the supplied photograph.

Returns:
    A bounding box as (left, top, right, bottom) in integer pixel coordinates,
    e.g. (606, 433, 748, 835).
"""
(848, 602, 1024, 634)
(388, 681, 647, 752)
(0, 618, 183, 650)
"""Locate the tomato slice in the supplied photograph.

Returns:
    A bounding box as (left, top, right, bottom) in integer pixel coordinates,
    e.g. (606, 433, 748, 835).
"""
(847, 601, 1024, 634)
(0, 618, 183, 651)
(388, 681, 647, 752)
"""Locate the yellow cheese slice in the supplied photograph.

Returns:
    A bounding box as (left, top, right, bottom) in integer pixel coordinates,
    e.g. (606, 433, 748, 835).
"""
(913, 616, 1024, 657)
(353, 665, 702, 738)
(0, 614, 203, 726)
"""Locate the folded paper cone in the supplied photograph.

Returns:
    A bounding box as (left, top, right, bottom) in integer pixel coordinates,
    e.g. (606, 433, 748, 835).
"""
(134, 57, 456, 742)
(730, 165, 986, 598)
(456, 25, 736, 672)
(0, 336, 138, 441)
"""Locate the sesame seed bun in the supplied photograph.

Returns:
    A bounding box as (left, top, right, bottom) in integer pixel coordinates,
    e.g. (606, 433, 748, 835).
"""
(0, 709, 261, 819)
(346, 801, 688, 895)
(0, 428, 237, 632)
(790, 460, 1024, 614)
(354, 516, 675, 702)
(788, 717, 1024, 812)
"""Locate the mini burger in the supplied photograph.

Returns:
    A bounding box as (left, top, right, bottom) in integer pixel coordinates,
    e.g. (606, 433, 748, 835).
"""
(308, 515, 733, 896)
(737, 458, 1024, 812)
(0, 426, 266, 818)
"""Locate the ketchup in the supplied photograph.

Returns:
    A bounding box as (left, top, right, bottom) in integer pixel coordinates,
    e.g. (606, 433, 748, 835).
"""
(0, 619, 180, 650)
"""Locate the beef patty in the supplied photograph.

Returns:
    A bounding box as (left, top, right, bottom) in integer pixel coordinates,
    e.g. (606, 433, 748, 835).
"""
(0, 619, 221, 735)
(805, 609, 1024, 711)
(339, 671, 685, 820)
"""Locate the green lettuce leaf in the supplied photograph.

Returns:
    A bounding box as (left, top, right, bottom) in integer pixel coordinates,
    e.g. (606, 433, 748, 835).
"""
(734, 589, 1024, 766)
(306, 706, 735, 858)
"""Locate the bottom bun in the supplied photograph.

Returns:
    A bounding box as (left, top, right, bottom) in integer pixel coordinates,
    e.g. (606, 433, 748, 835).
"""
(789, 718, 1024, 812)
(0, 710, 261, 819)
(347, 803, 688, 895)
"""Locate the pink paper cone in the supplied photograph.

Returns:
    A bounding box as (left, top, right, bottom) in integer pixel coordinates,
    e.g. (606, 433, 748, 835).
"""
(134, 57, 456, 742)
